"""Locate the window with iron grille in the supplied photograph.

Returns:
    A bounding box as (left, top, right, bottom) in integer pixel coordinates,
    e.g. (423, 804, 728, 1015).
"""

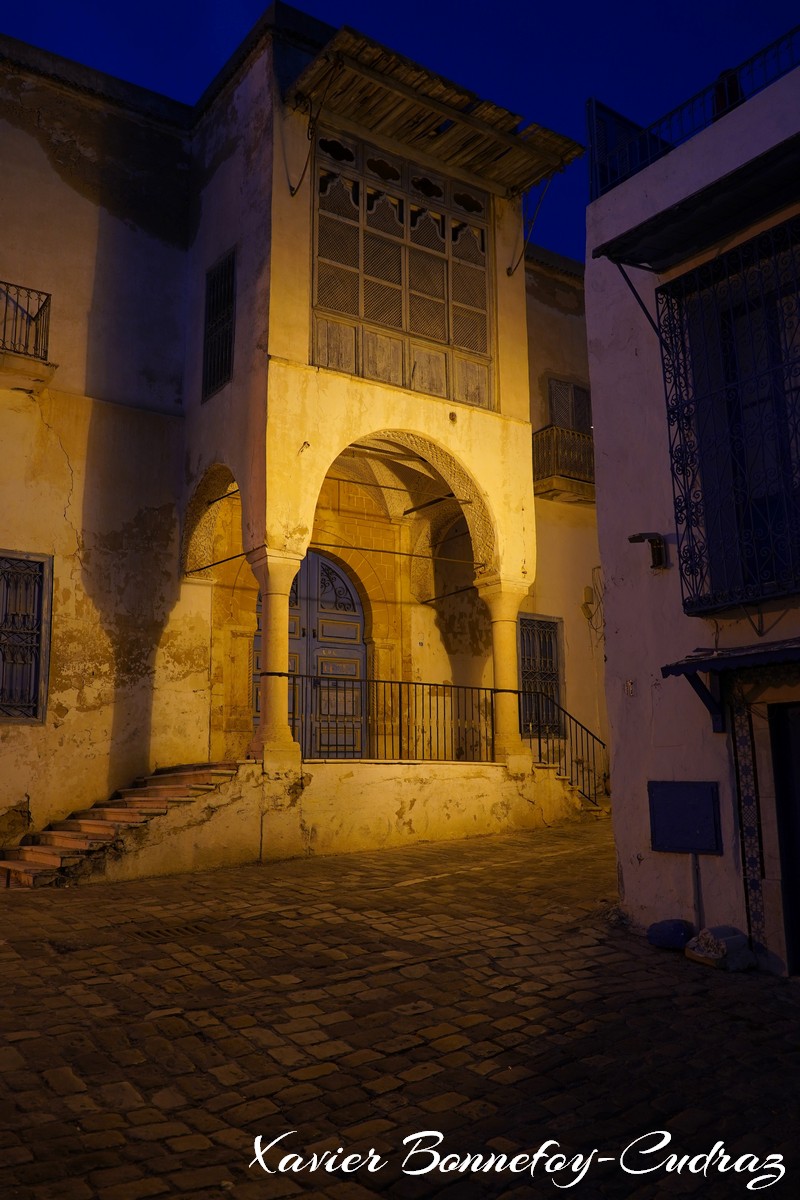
(313, 134, 492, 408)
(0, 552, 52, 721)
(548, 379, 592, 433)
(657, 215, 800, 613)
(518, 616, 562, 733)
(202, 250, 236, 401)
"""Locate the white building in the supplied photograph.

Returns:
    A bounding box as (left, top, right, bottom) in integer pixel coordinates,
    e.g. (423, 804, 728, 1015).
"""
(586, 26, 800, 971)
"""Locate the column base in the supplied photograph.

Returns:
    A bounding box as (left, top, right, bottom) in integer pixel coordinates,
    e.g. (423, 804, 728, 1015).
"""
(262, 739, 302, 774)
(494, 741, 532, 769)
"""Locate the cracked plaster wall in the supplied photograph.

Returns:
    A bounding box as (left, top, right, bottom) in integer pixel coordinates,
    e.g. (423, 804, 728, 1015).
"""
(93, 759, 586, 883)
(0, 389, 211, 831)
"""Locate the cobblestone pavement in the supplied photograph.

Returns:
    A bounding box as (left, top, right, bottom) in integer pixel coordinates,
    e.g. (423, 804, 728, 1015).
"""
(1, 819, 798, 1200)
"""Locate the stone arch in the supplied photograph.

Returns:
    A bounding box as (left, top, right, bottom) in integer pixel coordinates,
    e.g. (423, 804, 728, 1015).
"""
(365, 429, 497, 578)
(181, 464, 258, 762)
(307, 529, 392, 645)
(182, 464, 239, 576)
(409, 501, 467, 603)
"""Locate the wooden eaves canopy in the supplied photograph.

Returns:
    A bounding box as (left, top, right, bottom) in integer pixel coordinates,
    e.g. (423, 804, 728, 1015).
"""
(285, 26, 584, 197)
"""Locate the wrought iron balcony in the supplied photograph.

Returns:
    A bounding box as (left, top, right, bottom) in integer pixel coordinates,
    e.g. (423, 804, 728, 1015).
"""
(1, 280, 51, 362)
(532, 425, 595, 502)
(588, 25, 800, 200)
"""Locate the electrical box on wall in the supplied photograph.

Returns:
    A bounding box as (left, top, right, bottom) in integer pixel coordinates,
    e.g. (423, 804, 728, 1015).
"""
(648, 781, 723, 855)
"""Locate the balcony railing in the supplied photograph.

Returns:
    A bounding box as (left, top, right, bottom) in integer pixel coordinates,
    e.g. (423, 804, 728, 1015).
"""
(533, 425, 594, 484)
(1, 281, 51, 362)
(588, 24, 800, 199)
(520, 690, 607, 807)
(289, 674, 495, 763)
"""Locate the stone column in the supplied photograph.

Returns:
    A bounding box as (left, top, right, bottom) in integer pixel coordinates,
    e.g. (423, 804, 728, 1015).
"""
(366, 639, 396, 759)
(247, 548, 302, 769)
(477, 580, 530, 762)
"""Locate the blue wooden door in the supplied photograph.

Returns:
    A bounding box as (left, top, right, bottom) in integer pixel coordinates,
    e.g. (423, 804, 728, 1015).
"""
(255, 552, 366, 757)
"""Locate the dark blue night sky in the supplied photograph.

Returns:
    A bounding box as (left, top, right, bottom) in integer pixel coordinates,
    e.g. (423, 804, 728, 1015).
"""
(2, 1, 797, 260)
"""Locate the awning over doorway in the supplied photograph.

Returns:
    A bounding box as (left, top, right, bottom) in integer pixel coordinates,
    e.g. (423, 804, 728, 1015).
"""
(661, 637, 800, 731)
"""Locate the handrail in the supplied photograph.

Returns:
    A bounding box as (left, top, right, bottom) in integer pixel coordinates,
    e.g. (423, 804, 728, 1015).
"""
(520, 690, 607, 806)
(288, 673, 495, 762)
(588, 25, 800, 199)
(283, 675, 608, 804)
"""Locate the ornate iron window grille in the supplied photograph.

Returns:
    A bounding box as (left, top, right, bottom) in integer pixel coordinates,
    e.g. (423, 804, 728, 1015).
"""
(0, 552, 52, 721)
(1, 280, 51, 361)
(657, 215, 800, 614)
(202, 250, 236, 401)
(518, 617, 562, 733)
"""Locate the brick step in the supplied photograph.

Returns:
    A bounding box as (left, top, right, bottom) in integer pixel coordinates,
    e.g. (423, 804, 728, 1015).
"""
(8, 761, 241, 886)
(52, 820, 121, 838)
(116, 785, 204, 799)
(104, 798, 170, 814)
(28, 831, 99, 851)
(4, 845, 85, 867)
(73, 809, 149, 824)
(142, 763, 237, 783)
(0, 858, 59, 887)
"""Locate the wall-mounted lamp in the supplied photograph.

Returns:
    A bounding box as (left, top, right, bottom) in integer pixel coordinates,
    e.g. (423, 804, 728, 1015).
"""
(628, 532, 668, 570)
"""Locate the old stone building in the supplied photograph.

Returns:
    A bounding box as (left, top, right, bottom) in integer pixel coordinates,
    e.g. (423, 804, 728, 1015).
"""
(0, 3, 605, 883)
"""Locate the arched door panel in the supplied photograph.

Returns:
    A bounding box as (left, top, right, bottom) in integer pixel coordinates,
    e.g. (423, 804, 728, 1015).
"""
(256, 552, 366, 757)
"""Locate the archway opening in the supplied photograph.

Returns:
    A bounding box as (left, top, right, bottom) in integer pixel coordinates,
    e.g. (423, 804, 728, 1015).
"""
(183, 465, 258, 762)
(256, 434, 496, 760)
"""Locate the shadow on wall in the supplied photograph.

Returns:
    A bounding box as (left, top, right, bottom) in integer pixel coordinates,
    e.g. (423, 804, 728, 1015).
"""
(431, 514, 491, 687)
(80, 205, 186, 796)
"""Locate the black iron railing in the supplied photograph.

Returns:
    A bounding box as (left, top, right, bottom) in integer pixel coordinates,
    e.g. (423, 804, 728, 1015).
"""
(1, 281, 51, 361)
(588, 25, 800, 199)
(520, 690, 607, 807)
(533, 425, 595, 484)
(289, 674, 495, 762)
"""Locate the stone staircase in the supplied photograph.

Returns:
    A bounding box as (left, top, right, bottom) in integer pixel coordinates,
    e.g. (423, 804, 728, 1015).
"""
(0, 763, 238, 888)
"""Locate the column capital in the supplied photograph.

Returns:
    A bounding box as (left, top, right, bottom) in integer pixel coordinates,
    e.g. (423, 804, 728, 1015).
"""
(246, 547, 302, 593)
(475, 578, 530, 622)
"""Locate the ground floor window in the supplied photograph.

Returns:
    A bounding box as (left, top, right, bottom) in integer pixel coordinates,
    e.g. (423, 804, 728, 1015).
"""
(518, 616, 561, 733)
(0, 551, 52, 721)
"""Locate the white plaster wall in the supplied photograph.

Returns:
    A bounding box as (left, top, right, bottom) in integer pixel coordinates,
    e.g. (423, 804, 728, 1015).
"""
(525, 257, 588, 429)
(585, 67, 800, 936)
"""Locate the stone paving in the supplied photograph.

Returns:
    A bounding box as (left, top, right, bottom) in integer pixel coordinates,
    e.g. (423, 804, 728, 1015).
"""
(1, 819, 798, 1200)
